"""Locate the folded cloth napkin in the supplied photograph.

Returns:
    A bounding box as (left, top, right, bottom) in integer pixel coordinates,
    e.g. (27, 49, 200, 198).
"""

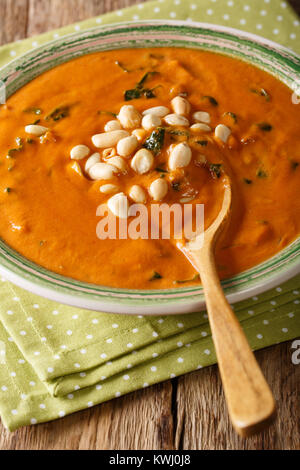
(0, 0, 299, 431)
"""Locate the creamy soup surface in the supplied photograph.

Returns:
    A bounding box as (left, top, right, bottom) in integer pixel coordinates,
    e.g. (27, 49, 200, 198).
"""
(0, 48, 299, 288)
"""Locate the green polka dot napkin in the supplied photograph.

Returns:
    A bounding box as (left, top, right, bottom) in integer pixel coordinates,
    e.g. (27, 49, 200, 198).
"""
(0, 0, 299, 431)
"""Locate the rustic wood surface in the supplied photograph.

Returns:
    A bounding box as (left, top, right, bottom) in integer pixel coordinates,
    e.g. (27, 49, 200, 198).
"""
(0, 0, 299, 450)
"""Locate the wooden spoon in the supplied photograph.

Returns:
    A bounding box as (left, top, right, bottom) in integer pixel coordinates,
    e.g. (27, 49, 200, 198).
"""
(179, 177, 276, 437)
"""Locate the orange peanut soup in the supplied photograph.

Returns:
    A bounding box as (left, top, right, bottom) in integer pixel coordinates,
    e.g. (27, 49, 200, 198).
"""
(0, 48, 299, 289)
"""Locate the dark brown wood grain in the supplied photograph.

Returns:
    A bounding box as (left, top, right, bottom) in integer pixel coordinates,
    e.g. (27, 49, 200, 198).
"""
(177, 341, 299, 450)
(289, 0, 300, 16)
(0, 0, 299, 450)
(0, 0, 29, 44)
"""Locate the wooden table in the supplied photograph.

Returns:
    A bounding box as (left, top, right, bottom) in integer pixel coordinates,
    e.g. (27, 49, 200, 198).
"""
(0, 0, 299, 450)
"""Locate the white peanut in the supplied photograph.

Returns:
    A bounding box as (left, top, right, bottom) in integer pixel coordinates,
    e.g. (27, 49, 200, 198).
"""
(215, 124, 231, 143)
(142, 106, 170, 117)
(129, 185, 147, 203)
(92, 130, 129, 148)
(117, 135, 138, 157)
(118, 105, 142, 129)
(168, 142, 192, 170)
(70, 144, 90, 160)
(193, 111, 211, 124)
(171, 96, 191, 116)
(190, 123, 211, 132)
(149, 178, 168, 201)
(132, 128, 147, 142)
(141, 114, 161, 131)
(99, 184, 119, 194)
(164, 114, 189, 127)
(25, 125, 48, 136)
(85, 152, 100, 173)
(131, 149, 154, 175)
(107, 192, 129, 219)
(107, 156, 127, 173)
(88, 162, 118, 180)
(104, 120, 121, 132)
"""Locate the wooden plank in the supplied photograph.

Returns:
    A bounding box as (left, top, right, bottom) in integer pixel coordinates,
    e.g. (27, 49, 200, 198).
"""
(0, 0, 29, 45)
(26, 0, 147, 36)
(176, 342, 299, 450)
(83, 382, 174, 450)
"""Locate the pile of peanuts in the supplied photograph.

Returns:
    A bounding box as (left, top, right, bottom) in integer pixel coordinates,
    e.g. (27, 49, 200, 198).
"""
(25, 96, 232, 219)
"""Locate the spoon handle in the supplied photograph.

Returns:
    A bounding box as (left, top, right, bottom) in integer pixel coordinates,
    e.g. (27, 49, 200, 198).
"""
(192, 245, 276, 437)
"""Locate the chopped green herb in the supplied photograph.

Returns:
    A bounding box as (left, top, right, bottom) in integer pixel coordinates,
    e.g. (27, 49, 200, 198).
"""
(149, 271, 162, 281)
(115, 60, 129, 72)
(97, 110, 118, 118)
(250, 87, 270, 102)
(208, 163, 223, 179)
(243, 178, 253, 184)
(143, 127, 165, 155)
(155, 167, 168, 173)
(7, 137, 23, 157)
(4, 187, 12, 193)
(26, 138, 34, 144)
(31, 118, 41, 125)
(167, 129, 190, 137)
(223, 112, 237, 123)
(143, 88, 156, 99)
(39, 240, 45, 246)
(171, 182, 181, 191)
(125, 86, 158, 101)
(257, 169, 268, 178)
(195, 140, 208, 146)
(23, 106, 42, 115)
(124, 71, 159, 101)
(257, 122, 272, 132)
(174, 274, 200, 284)
(124, 88, 142, 101)
(45, 105, 70, 122)
(202, 95, 218, 106)
(291, 160, 299, 170)
(138, 71, 158, 87)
